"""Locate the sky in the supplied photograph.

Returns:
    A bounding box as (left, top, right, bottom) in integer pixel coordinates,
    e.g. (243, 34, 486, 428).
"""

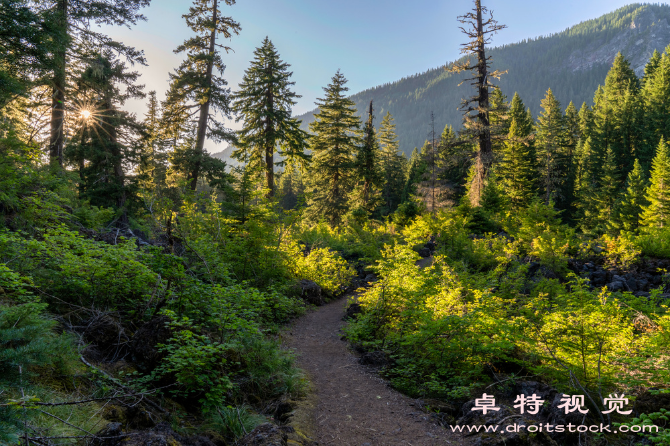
(101, 0, 668, 152)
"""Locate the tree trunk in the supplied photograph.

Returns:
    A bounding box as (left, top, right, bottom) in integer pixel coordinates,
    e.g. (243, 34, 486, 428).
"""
(49, 0, 67, 167)
(190, 0, 218, 191)
(472, 0, 493, 206)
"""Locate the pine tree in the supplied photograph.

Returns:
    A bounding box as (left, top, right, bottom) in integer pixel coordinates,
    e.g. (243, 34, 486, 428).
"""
(43, 0, 150, 167)
(138, 91, 168, 194)
(642, 137, 670, 228)
(575, 137, 601, 232)
(438, 123, 471, 200)
(306, 70, 361, 226)
(449, 0, 507, 206)
(642, 49, 670, 171)
(403, 147, 425, 203)
(611, 159, 648, 232)
(0, 0, 57, 108)
(499, 118, 537, 209)
(232, 37, 309, 196)
(562, 101, 580, 216)
(536, 88, 567, 206)
(350, 100, 383, 213)
(164, 0, 241, 190)
(378, 111, 406, 215)
(601, 53, 641, 181)
(277, 164, 305, 210)
(593, 147, 619, 231)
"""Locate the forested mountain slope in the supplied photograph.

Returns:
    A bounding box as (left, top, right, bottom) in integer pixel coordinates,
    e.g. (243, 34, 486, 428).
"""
(296, 3, 670, 155)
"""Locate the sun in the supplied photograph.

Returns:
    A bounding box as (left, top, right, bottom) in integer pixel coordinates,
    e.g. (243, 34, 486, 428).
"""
(80, 109, 92, 120)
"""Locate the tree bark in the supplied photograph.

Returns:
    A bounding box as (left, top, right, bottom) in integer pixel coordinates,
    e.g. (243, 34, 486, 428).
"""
(190, 0, 218, 191)
(49, 0, 68, 167)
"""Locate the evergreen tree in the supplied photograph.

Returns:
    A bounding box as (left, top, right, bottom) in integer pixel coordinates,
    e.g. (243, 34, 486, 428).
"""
(42, 0, 150, 167)
(65, 54, 144, 218)
(138, 91, 168, 194)
(536, 88, 567, 206)
(575, 137, 601, 232)
(642, 137, 670, 228)
(499, 118, 538, 209)
(231, 37, 309, 196)
(593, 147, 619, 231)
(611, 159, 648, 232)
(600, 53, 641, 181)
(277, 164, 305, 210)
(437, 123, 471, 200)
(306, 70, 361, 226)
(562, 101, 580, 216)
(403, 147, 425, 202)
(164, 0, 241, 190)
(351, 100, 383, 213)
(0, 0, 57, 108)
(642, 49, 670, 170)
(378, 111, 406, 215)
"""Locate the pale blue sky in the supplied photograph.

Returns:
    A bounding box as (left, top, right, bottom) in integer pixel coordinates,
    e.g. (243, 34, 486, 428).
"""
(101, 0, 667, 151)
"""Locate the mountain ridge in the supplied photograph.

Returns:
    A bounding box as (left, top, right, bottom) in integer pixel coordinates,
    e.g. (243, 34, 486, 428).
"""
(294, 3, 670, 156)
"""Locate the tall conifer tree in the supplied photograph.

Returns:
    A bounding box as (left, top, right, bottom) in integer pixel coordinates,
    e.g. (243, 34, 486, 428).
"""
(164, 0, 240, 190)
(611, 159, 648, 233)
(232, 37, 309, 196)
(536, 88, 567, 206)
(642, 137, 670, 228)
(351, 100, 383, 212)
(44, 0, 150, 167)
(378, 112, 406, 215)
(306, 71, 361, 226)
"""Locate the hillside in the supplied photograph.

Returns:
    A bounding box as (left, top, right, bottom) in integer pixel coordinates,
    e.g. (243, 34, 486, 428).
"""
(296, 3, 670, 155)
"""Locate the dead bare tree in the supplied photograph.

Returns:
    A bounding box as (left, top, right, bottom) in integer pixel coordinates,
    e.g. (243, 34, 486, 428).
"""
(448, 0, 507, 206)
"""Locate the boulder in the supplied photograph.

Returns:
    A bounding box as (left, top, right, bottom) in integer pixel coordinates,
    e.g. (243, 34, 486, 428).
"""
(589, 269, 608, 286)
(418, 247, 431, 258)
(297, 280, 324, 306)
(342, 303, 362, 321)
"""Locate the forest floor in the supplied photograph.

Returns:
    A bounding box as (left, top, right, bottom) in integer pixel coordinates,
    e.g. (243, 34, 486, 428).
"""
(282, 294, 466, 446)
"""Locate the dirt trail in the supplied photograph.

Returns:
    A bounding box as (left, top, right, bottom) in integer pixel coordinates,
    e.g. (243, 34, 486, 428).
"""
(283, 297, 465, 446)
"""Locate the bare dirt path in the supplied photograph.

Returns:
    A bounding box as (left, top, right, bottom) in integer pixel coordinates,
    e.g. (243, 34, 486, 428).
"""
(283, 296, 466, 446)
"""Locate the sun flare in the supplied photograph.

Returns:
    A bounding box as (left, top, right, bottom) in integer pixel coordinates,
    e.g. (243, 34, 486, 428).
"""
(80, 109, 92, 120)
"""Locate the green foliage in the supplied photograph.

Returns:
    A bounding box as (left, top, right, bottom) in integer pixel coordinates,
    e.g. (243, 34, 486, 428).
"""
(642, 137, 670, 229)
(617, 408, 670, 445)
(306, 70, 361, 226)
(206, 405, 266, 443)
(290, 245, 354, 297)
(232, 37, 310, 194)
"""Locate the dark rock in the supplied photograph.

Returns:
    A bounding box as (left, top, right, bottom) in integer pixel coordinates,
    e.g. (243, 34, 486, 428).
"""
(343, 303, 362, 321)
(635, 291, 651, 298)
(130, 316, 172, 372)
(606, 280, 627, 292)
(363, 273, 377, 283)
(590, 269, 608, 286)
(237, 423, 290, 446)
(359, 351, 388, 367)
(297, 280, 324, 306)
(634, 391, 670, 415)
(514, 381, 557, 402)
(418, 247, 431, 258)
(424, 241, 437, 251)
